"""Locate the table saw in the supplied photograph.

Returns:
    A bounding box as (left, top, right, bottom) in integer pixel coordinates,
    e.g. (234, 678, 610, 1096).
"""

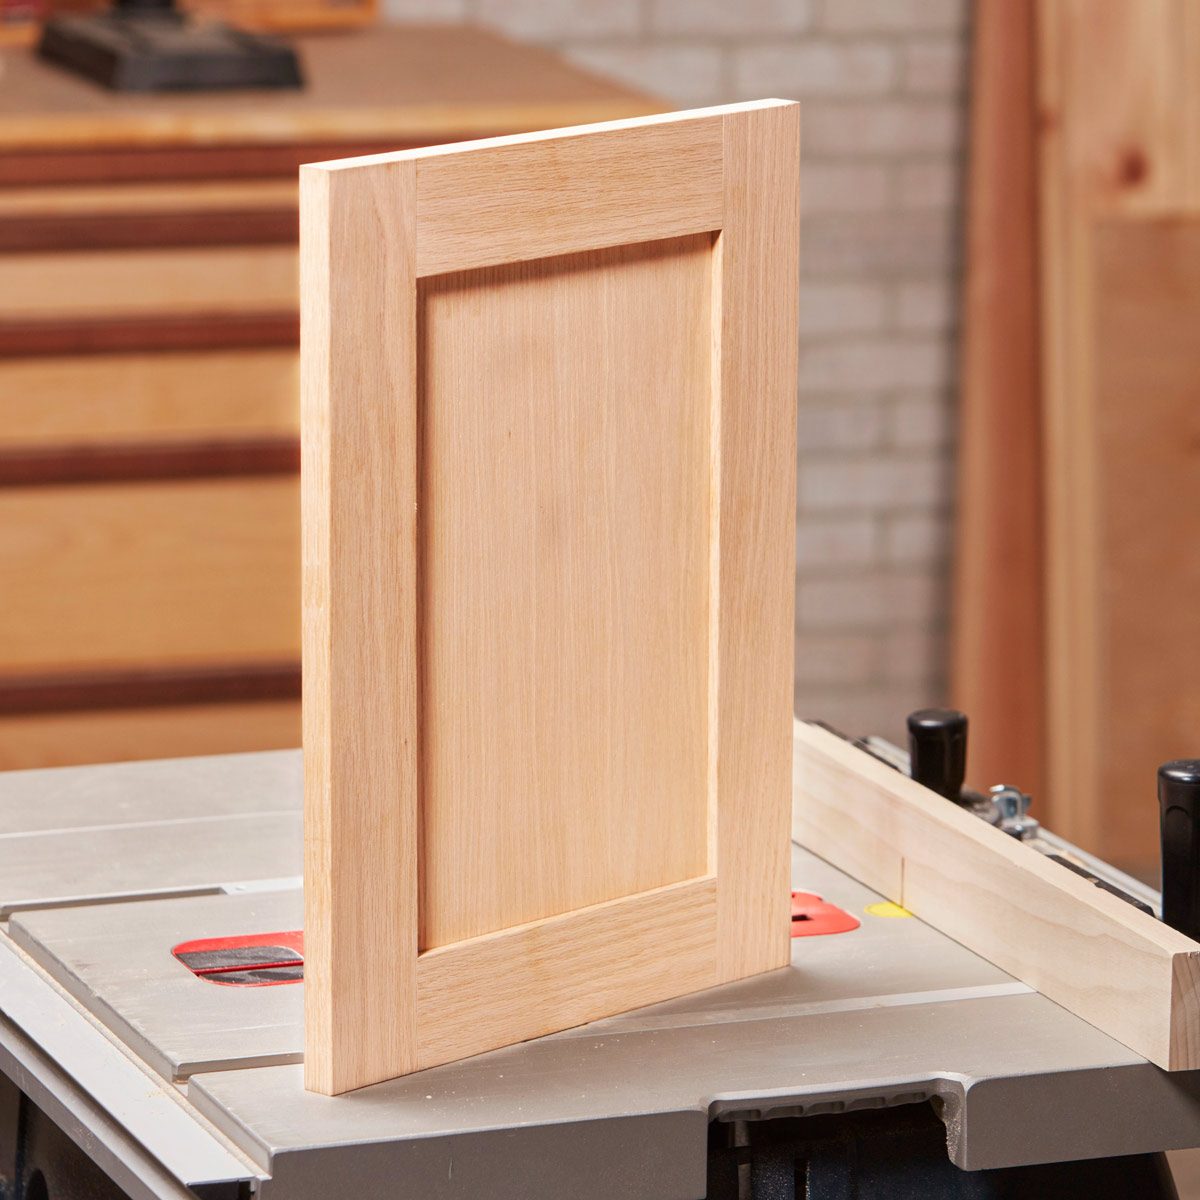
(0, 722, 1197, 1200)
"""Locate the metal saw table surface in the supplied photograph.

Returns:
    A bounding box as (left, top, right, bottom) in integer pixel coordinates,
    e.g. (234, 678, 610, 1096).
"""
(2, 747, 1199, 1200)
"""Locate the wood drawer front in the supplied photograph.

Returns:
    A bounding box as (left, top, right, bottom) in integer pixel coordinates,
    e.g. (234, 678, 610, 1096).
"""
(0, 349, 299, 449)
(0, 475, 299, 673)
(0, 142, 417, 188)
(0, 245, 297, 321)
(0, 179, 299, 254)
(0, 699, 300, 770)
(0, 179, 298, 220)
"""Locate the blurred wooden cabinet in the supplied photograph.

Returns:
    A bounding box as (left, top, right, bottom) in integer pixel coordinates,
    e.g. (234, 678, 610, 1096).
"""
(955, 0, 1200, 874)
(0, 24, 660, 769)
(0, 0, 377, 47)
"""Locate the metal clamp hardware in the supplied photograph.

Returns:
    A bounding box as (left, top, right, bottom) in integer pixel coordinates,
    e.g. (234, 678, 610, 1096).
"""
(989, 785, 1039, 840)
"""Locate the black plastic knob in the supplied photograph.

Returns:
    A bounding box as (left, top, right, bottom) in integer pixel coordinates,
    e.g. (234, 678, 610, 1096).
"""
(1159, 760, 1200, 938)
(907, 708, 968, 802)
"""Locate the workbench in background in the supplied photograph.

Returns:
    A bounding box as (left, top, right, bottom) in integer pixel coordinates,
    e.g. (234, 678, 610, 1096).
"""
(0, 24, 660, 770)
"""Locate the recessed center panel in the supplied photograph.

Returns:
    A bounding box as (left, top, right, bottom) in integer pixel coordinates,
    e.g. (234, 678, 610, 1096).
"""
(417, 233, 715, 950)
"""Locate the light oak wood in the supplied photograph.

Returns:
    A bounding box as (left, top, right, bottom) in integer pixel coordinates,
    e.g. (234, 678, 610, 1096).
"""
(411, 117, 723, 276)
(418, 234, 713, 948)
(0, 246, 297, 321)
(417, 877, 718, 1066)
(0, 26, 661, 151)
(0, 700, 300, 770)
(0, 477, 298, 673)
(715, 101, 799, 979)
(302, 100, 799, 1094)
(793, 719, 1200, 1071)
(0, 350, 298, 449)
(302, 148, 420, 1097)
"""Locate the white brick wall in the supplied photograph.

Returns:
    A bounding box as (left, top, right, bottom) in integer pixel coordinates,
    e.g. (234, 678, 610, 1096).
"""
(384, 0, 970, 743)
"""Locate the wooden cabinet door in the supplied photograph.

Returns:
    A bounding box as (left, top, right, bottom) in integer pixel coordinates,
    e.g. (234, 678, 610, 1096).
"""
(300, 100, 799, 1094)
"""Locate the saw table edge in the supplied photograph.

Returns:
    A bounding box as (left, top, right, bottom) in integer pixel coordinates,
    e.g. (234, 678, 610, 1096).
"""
(792, 718, 1200, 1071)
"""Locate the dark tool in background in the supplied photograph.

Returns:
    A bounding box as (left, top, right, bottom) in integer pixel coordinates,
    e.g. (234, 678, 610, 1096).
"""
(37, 0, 303, 91)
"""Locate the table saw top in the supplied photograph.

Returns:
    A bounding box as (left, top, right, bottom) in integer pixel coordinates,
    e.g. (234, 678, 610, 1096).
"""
(1, 743, 1198, 1199)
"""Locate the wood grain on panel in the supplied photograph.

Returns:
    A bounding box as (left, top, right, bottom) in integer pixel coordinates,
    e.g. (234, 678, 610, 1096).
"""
(1093, 217, 1200, 861)
(416, 877, 717, 1069)
(301, 159, 420, 1095)
(0, 245, 297, 320)
(0, 476, 298, 673)
(953, 0, 1044, 802)
(714, 100, 799, 979)
(793, 719, 1200, 1071)
(303, 101, 798, 1094)
(0, 350, 298, 449)
(410, 116, 723, 276)
(418, 234, 714, 950)
(0, 700, 300, 771)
